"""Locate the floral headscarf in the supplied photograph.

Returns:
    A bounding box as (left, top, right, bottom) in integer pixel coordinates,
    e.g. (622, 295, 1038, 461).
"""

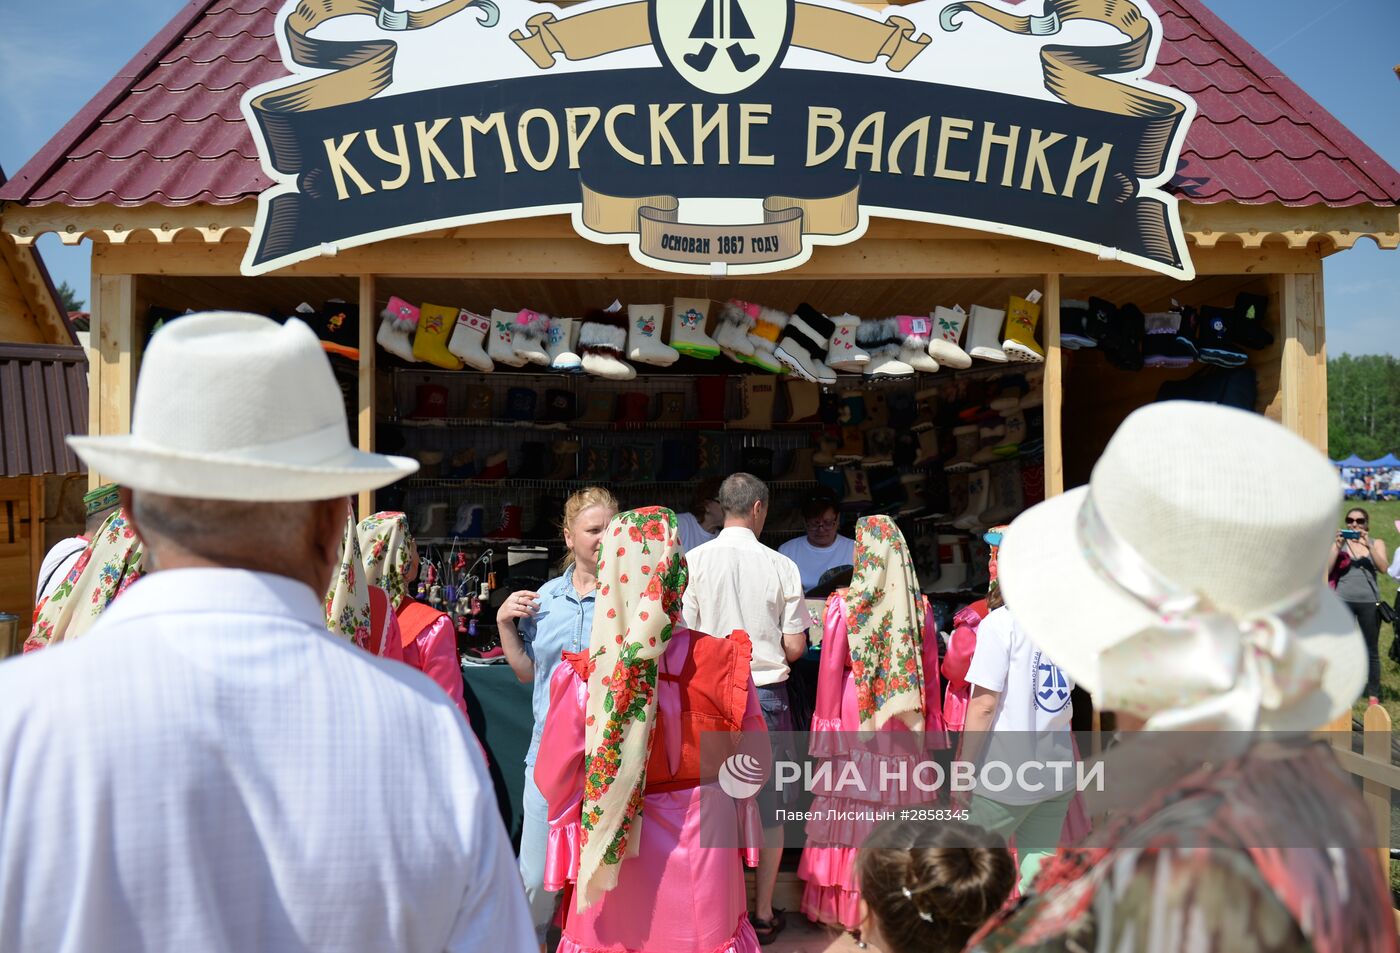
(842, 515, 926, 731)
(28, 509, 145, 652)
(577, 507, 688, 911)
(325, 513, 372, 649)
(356, 512, 413, 610)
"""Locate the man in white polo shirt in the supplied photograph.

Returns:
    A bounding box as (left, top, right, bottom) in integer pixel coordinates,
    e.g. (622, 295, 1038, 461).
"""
(682, 472, 812, 943)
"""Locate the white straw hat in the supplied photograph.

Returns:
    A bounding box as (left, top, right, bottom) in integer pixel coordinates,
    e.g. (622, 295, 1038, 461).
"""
(69, 312, 418, 501)
(998, 401, 1363, 732)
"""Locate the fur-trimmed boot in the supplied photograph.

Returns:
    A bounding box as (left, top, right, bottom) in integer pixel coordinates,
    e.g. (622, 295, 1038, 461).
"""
(826, 312, 869, 372)
(714, 299, 759, 356)
(741, 306, 789, 374)
(857, 318, 914, 377)
(775, 304, 837, 384)
(512, 309, 553, 366)
(896, 315, 940, 373)
(578, 310, 636, 380)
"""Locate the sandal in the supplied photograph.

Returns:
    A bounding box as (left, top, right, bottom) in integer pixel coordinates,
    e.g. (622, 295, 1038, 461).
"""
(749, 909, 788, 946)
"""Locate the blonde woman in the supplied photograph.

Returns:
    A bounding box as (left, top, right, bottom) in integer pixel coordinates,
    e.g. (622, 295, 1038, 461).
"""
(497, 487, 618, 948)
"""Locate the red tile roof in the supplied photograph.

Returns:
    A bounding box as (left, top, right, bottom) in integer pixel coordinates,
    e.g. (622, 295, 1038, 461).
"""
(2, 0, 1397, 208)
(0, 343, 89, 478)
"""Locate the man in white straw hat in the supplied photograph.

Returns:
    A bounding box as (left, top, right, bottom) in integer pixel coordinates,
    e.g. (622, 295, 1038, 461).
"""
(0, 313, 535, 953)
(966, 401, 1397, 953)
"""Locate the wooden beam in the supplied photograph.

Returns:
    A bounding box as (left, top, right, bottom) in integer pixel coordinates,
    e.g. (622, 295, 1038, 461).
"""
(358, 274, 376, 521)
(1043, 273, 1064, 497)
(93, 275, 136, 457)
(1363, 704, 1393, 886)
(86, 273, 103, 490)
(28, 476, 43, 618)
(1277, 271, 1328, 452)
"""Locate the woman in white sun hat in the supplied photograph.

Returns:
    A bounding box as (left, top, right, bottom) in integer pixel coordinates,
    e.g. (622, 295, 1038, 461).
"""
(966, 401, 1396, 953)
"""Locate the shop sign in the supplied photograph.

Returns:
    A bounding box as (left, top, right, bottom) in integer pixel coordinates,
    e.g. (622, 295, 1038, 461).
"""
(242, 0, 1198, 279)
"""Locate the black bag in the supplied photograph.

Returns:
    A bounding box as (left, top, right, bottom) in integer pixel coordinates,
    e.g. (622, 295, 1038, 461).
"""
(1381, 598, 1398, 628)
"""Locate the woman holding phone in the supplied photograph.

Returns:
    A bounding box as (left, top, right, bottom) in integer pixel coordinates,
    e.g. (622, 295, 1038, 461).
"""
(1330, 506, 1390, 703)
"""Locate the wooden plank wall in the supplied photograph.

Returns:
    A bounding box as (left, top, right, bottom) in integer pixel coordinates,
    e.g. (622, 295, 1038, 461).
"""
(0, 477, 36, 654)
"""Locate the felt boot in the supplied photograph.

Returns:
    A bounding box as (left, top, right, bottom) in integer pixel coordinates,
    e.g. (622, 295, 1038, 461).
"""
(1142, 311, 1187, 368)
(1167, 306, 1200, 365)
(1196, 306, 1247, 367)
(410, 383, 449, 419)
(512, 310, 552, 366)
(670, 297, 720, 360)
(816, 466, 845, 499)
(546, 316, 582, 372)
(912, 533, 941, 590)
(775, 304, 837, 383)
(415, 502, 448, 539)
(923, 469, 951, 520)
(659, 439, 698, 482)
(928, 306, 972, 369)
(843, 468, 872, 511)
(886, 391, 916, 431)
(995, 412, 1025, 456)
(966, 305, 1008, 362)
(450, 309, 494, 371)
(478, 451, 510, 481)
(506, 387, 538, 422)
(740, 445, 775, 481)
(733, 377, 777, 430)
(653, 391, 686, 424)
(414, 303, 464, 369)
(914, 428, 943, 467)
(953, 468, 990, 530)
(1103, 303, 1146, 371)
(838, 393, 866, 427)
(1022, 459, 1046, 508)
(971, 423, 1007, 464)
(945, 473, 969, 524)
(411, 450, 444, 479)
(309, 299, 358, 360)
(452, 503, 484, 539)
(612, 447, 639, 482)
(617, 392, 651, 426)
(988, 460, 1027, 525)
(449, 449, 477, 479)
(1059, 299, 1094, 350)
(896, 315, 940, 373)
(697, 374, 729, 422)
(858, 318, 915, 377)
(910, 387, 940, 433)
(488, 309, 526, 367)
(550, 440, 580, 480)
(696, 433, 724, 478)
(1084, 298, 1115, 348)
(540, 388, 577, 427)
(1002, 294, 1044, 363)
(826, 312, 869, 371)
(633, 444, 658, 481)
(715, 300, 759, 356)
(378, 296, 420, 362)
(1231, 293, 1274, 350)
(580, 446, 610, 482)
(487, 504, 524, 543)
(835, 426, 865, 463)
(814, 432, 841, 468)
(862, 427, 897, 467)
(579, 311, 636, 380)
(627, 304, 680, 366)
(1019, 370, 1045, 410)
(741, 306, 789, 374)
(464, 384, 493, 420)
(989, 375, 1028, 412)
(898, 473, 929, 517)
(945, 424, 981, 472)
(783, 446, 817, 482)
(933, 535, 968, 593)
(864, 391, 890, 429)
(578, 392, 613, 424)
(785, 378, 821, 423)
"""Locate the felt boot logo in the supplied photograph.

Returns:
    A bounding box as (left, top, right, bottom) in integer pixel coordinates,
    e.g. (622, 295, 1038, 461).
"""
(652, 0, 792, 95)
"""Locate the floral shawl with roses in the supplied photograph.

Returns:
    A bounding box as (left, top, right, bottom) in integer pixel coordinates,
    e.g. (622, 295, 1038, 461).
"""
(356, 512, 413, 610)
(28, 509, 145, 652)
(842, 515, 926, 731)
(325, 514, 373, 649)
(576, 506, 688, 911)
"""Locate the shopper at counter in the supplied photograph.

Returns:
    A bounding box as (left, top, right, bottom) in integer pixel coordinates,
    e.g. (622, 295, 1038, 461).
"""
(677, 477, 724, 553)
(496, 486, 618, 947)
(778, 492, 855, 593)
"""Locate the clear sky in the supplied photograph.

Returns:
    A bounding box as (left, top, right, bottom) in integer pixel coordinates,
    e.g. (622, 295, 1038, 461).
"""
(1, 0, 1396, 355)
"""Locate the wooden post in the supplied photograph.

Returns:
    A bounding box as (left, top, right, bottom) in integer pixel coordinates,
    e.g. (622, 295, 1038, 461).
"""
(1276, 270, 1327, 452)
(28, 476, 43, 604)
(357, 274, 377, 521)
(86, 275, 103, 491)
(1042, 273, 1064, 498)
(89, 275, 137, 488)
(1362, 704, 1392, 884)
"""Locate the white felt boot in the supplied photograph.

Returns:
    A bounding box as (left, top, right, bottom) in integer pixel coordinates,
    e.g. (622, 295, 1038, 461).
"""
(858, 318, 914, 377)
(714, 299, 758, 356)
(897, 315, 940, 373)
(377, 296, 420, 362)
(669, 297, 720, 360)
(966, 305, 1009, 362)
(826, 313, 869, 372)
(489, 309, 527, 367)
(579, 314, 636, 380)
(928, 306, 972, 369)
(547, 316, 581, 372)
(512, 309, 553, 366)
(627, 304, 680, 366)
(449, 309, 493, 372)
(775, 304, 837, 384)
(742, 306, 789, 374)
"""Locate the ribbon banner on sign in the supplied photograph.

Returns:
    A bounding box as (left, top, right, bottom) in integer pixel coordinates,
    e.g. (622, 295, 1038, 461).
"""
(241, 0, 1197, 279)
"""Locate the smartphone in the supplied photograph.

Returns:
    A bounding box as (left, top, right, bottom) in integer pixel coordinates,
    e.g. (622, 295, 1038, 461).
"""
(1341, 530, 1362, 540)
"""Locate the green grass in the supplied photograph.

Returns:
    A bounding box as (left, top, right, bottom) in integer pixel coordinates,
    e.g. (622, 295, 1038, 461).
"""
(1345, 499, 1400, 724)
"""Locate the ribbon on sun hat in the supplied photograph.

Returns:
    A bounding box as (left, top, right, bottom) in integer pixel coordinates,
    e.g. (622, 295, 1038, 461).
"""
(83, 483, 120, 518)
(1076, 492, 1324, 732)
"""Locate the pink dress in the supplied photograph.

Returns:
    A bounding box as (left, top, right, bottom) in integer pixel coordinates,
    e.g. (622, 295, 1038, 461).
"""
(535, 628, 766, 953)
(798, 595, 949, 930)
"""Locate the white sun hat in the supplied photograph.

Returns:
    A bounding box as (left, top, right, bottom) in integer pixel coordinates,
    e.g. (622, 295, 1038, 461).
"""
(998, 401, 1363, 732)
(68, 312, 418, 501)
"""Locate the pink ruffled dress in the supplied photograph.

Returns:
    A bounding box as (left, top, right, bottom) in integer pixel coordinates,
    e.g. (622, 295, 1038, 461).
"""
(534, 627, 766, 953)
(797, 595, 949, 930)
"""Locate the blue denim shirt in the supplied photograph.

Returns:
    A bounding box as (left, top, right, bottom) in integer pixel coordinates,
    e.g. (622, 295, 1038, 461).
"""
(520, 570, 595, 766)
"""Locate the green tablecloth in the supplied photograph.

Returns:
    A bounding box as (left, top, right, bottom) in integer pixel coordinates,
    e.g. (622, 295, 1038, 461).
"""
(461, 663, 534, 846)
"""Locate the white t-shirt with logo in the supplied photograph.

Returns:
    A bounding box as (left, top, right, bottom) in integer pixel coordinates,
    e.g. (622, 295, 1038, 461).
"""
(964, 606, 1075, 804)
(778, 534, 856, 592)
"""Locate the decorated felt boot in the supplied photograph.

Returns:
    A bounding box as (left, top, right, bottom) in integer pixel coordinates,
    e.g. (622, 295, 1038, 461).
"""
(478, 450, 510, 481)
(670, 297, 720, 360)
(783, 446, 817, 482)
(1232, 293, 1274, 350)
(995, 412, 1025, 457)
(505, 386, 539, 422)
(732, 376, 777, 430)
(449, 309, 494, 371)
(539, 389, 576, 428)
(653, 391, 686, 424)
(488, 309, 526, 367)
(580, 446, 610, 481)
(451, 503, 484, 539)
(826, 313, 869, 372)
(413, 303, 464, 370)
(814, 432, 841, 468)
(838, 392, 867, 427)
(858, 318, 914, 377)
(578, 392, 614, 424)
(862, 427, 897, 467)
(579, 310, 636, 380)
(785, 378, 821, 423)
(945, 424, 981, 472)
(910, 387, 940, 433)
(835, 426, 865, 463)
(928, 306, 972, 369)
(952, 468, 990, 530)
(775, 304, 837, 383)
(842, 468, 872, 511)
(409, 383, 449, 419)
(550, 440, 580, 479)
(378, 296, 420, 362)
(898, 472, 929, 517)
(627, 304, 680, 366)
(741, 306, 789, 374)
(896, 315, 940, 373)
(1002, 294, 1044, 363)
(546, 316, 582, 372)
(966, 305, 1008, 362)
(1142, 311, 1186, 368)
(914, 428, 943, 467)
(512, 309, 553, 366)
(971, 422, 1007, 464)
(464, 384, 493, 420)
(486, 504, 524, 543)
(886, 391, 916, 431)
(696, 433, 724, 479)
(714, 299, 759, 356)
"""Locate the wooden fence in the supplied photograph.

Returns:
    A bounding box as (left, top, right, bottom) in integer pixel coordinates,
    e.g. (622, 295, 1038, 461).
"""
(1319, 705, 1400, 928)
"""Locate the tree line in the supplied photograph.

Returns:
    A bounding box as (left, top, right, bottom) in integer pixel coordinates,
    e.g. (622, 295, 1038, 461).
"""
(1330, 354, 1400, 461)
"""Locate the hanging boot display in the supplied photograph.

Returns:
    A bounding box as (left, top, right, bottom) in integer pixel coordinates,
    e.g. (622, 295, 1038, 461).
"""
(550, 440, 580, 479)
(670, 297, 721, 360)
(578, 391, 613, 424)
(785, 378, 821, 424)
(486, 503, 524, 543)
(842, 468, 872, 511)
(775, 304, 837, 383)
(826, 312, 869, 372)
(858, 318, 915, 377)
(952, 468, 990, 530)
(1142, 311, 1188, 368)
(579, 310, 637, 380)
(965, 305, 1008, 362)
(982, 460, 1025, 526)
(627, 304, 680, 366)
(653, 391, 686, 424)
(740, 306, 789, 373)
(539, 388, 577, 427)
(477, 450, 510, 481)
(512, 309, 553, 366)
(413, 303, 465, 370)
(732, 376, 777, 430)
(862, 427, 896, 467)
(580, 445, 611, 481)
(546, 316, 582, 372)
(378, 296, 420, 362)
(944, 424, 981, 472)
(410, 383, 449, 419)
(452, 503, 484, 540)
(896, 315, 940, 373)
(465, 384, 493, 420)
(696, 433, 724, 478)
(714, 299, 759, 356)
(1002, 293, 1045, 363)
(1059, 299, 1096, 349)
(487, 309, 525, 367)
(449, 309, 494, 371)
(928, 306, 972, 369)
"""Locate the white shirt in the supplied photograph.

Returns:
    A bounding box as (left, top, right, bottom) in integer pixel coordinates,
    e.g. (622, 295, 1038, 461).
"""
(676, 511, 716, 553)
(682, 526, 813, 686)
(34, 535, 89, 604)
(778, 534, 856, 592)
(0, 568, 534, 953)
(965, 606, 1075, 805)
